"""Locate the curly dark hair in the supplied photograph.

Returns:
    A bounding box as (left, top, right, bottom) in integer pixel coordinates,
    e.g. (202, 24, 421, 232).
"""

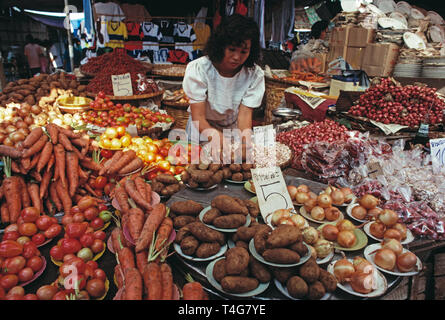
(204, 14, 261, 68)
(310, 20, 329, 39)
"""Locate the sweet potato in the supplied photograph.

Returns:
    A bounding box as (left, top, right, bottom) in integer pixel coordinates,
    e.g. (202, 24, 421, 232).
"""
(249, 256, 271, 283)
(224, 247, 250, 275)
(236, 224, 271, 242)
(180, 236, 199, 256)
(173, 216, 196, 229)
(211, 195, 249, 215)
(170, 200, 203, 216)
(244, 199, 260, 218)
(210, 170, 224, 185)
(202, 208, 221, 224)
(262, 248, 301, 264)
(195, 242, 221, 258)
(160, 184, 181, 197)
(189, 169, 213, 184)
(187, 222, 225, 245)
(220, 276, 259, 293)
(266, 224, 302, 249)
(213, 214, 246, 229)
(155, 174, 178, 185)
(213, 258, 227, 283)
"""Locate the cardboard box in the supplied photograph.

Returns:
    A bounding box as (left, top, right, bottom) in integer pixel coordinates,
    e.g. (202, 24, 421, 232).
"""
(361, 43, 400, 77)
(314, 52, 327, 73)
(347, 27, 376, 47)
(345, 46, 365, 70)
(327, 45, 347, 64)
(329, 26, 351, 47)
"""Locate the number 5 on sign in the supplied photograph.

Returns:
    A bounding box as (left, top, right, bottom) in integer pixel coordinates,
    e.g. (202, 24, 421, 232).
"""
(251, 167, 293, 226)
(430, 138, 445, 174)
(111, 73, 133, 97)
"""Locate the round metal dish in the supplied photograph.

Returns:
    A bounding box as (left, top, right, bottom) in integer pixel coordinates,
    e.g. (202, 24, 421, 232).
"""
(272, 108, 302, 120)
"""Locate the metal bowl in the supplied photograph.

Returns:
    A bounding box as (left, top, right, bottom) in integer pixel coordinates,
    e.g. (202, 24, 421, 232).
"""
(272, 108, 302, 120)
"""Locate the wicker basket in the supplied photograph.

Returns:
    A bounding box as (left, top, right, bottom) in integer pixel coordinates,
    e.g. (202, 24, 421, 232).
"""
(86, 90, 164, 106)
(265, 76, 295, 124)
(163, 103, 189, 130)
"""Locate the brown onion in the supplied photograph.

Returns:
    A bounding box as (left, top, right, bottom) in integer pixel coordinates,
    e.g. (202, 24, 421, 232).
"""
(30, 105, 42, 115)
(392, 223, 407, 240)
(336, 219, 355, 232)
(359, 194, 379, 210)
(317, 193, 332, 208)
(331, 190, 345, 206)
(290, 214, 308, 230)
(378, 209, 399, 227)
(303, 198, 317, 212)
(325, 207, 341, 221)
(350, 272, 375, 294)
(287, 185, 298, 200)
(271, 209, 292, 226)
(382, 238, 403, 256)
(367, 207, 383, 220)
(5, 125, 17, 134)
(337, 230, 356, 248)
(311, 206, 325, 221)
(374, 248, 396, 270)
(333, 258, 355, 283)
(353, 257, 374, 274)
(383, 228, 402, 242)
(324, 186, 336, 195)
(15, 120, 28, 130)
(370, 221, 386, 239)
(24, 115, 34, 126)
(322, 224, 339, 241)
(0, 133, 6, 144)
(308, 191, 318, 200)
(3, 137, 13, 146)
(295, 192, 310, 204)
(351, 205, 367, 220)
(341, 187, 354, 203)
(296, 184, 309, 193)
(302, 226, 319, 245)
(396, 252, 417, 272)
(10, 131, 25, 143)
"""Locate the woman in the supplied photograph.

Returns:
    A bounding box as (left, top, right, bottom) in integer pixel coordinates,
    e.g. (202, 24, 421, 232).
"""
(182, 14, 265, 151)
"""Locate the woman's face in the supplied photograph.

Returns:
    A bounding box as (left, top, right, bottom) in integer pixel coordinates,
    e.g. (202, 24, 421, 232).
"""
(221, 40, 251, 71)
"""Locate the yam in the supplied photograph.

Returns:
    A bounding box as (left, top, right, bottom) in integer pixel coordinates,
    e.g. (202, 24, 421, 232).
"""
(222, 167, 232, 179)
(202, 208, 221, 224)
(225, 247, 250, 275)
(262, 248, 301, 264)
(229, 164, 242, 172)
(173, 216, 196, 229)
(155, 173, 178, 185)
(195, 242, 221, 258)
(187, 222, 225, 245)
(213, 214, 246, 229)
(190, 169, 213, 184)
(266, 225, 302, 249)
(211, 195, 249, 215)
(220, 276, 258, 294)
(170, 200, 203, 216)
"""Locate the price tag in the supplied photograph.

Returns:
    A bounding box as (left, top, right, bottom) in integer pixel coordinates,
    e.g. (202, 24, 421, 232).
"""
(251, 166, 294, 226)
(430, 138, 445, 174)
(367, 161, 383, 179)
(253, 125, 276, 148)
(111, 73, 133, 97)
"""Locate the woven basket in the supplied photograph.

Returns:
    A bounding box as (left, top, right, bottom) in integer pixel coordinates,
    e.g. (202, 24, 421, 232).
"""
(265, 77, 295, 124)
(163, 103, 189, 130)
(86, 90, 164, 106)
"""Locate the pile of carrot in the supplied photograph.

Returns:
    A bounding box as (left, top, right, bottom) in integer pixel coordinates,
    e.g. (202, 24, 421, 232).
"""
(98, 149, 143, 177)
(0, 124, 104, 223)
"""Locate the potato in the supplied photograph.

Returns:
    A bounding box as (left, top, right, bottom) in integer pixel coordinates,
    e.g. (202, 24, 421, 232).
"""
(262, 248, 301, 264)
(266, 225, 302, 249)
(202, 208, 221, 224)
(69, 80, 78, 89)
(236, 225, 261, 242)
(318, 269, 337, 293)
(170, 200, 203, 216)
(211, 195, 249, 215)
(243, 199, 260, 218)
(180, 170, 190, 183)
(195, 242, 221, 258)
(222, 167, 232, 179)
(151, 181, 165, 194)
(249, 256, 271, 283)
(200, 180, 217, 189)
(299, 259, 320, 284)
(241, 163, 253, 171)
(272, 267, 295, 284)
(243, 171, 252, 180)
(155, 173, 178, 185)
(210, 170, 224, 185)
(198, 163, 209, 170)
(77, 85, 87, 92)
(173, 216, 197, 229)
(288, 241, 308, 257)
(286, 276, 308, 299)
(187, 222, 225, 245)
(225, 247, 250, 275)
(213, 258, 227, 283)
(180, 236, 199, 256)
(175, 225, 191, 244)
(24, 95, 36, 105)
(187, 180, 199, 188)
(231, 172, 244, 181)
(308, 281, 326, 300)
(208, 164, 222, 172)
(253, 229, 269, 255)
(161, 184, 181, 197)
(190, 169, 213, 184)
(221, 276, 259, 293)
(213, 214, 246, 229)
(235, 241, 249, 250)
(229, 164, 242, 172)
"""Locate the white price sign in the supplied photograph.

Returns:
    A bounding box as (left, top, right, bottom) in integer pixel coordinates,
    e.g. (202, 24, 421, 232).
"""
(251, 166, 294, 226)
(253, 125, 276, 148)
(430, 138, 445, 174)
(111, 73, 133, 97)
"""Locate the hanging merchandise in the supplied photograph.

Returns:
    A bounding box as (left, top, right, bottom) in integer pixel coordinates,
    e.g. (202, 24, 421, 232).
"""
(120, 3, 152, 22)
(253, 0, 266, 48)
(235, 0, 248, 16)
(305, 6, 322, 25)
(167, 49, 189, 64)
(142, 21, 163, 51)
(193, 7, 211, 51)
(225, 0, 236, 16)
(173, 21, 197, 60)
(213, 0, 223, 30)
(153, 48, 170, 64)
(83, 0, 94, 36)
(124, 22, 144, 51)
(158, 20, 175, 49)
(93, 2, 125, 21)
(106, 21, 127, 48)
(271, 0, 295, 44)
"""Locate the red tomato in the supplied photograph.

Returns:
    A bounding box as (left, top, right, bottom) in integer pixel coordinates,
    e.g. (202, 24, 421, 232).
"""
(18, 267, 34, 282)
(2, 231, 20, 241)
(26, 256, 43, 272)
(3, 256, 26, 274)
(6, 294, 23, 300)
(0, 274, 18, 291)
(0, 240, 23, 258)
(84, 264, 94, 279)
(103, 183, 113, 196)
(18, 223, 38, 237)
(79, 233, 95, 248)
(4, 224, 18, 233)
(49, 217, 58, 225)
(61, 238, 82, 255)
(70, 206, 81, 214)
(65, 222, 88, 239)
(94, 176, 107, 190)
(100, 149, 113, 159)
(98, 203, 108, 212)
(52, 290, 68, 300)
(90, 218, 104, 231)
(86, 260, 98, 271)
(93, 230, 106, 241)
(73, 213, 85, 223)
(35, 216, 53, 231)
(31, 233, 46, 246)
(16, 236, 31, 246)
(44, 224, 62, 239)
(20, 207, 40, 223)
(93, 268, 107, 281)
(22, 242, 39, 259)
(16, 217, 24, 225)
(62, 215, 74, 226)
(50, 245, 64, 261)
(84, 207, 99, 221)
(63, 257, 86, 275)
(23, 293, 38, 300)
(159, 147, 169, 157)
(62, 254, 76, 263)
(90, 239, 104, 254)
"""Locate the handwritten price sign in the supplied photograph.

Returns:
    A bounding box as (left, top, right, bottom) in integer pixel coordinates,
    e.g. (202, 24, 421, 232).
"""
(111, 73, 133, 97)
(253, 125, 275, 148)
(251, 166, 293, 226)
(430, 138, 445, 174)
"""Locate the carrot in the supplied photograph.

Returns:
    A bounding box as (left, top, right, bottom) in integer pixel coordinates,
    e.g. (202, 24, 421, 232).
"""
(58, 132, 74, 151)
(71, 146, 86, 161)
(4, 176, 22, 223)
(80, 158, 102, 172)
(27, 183, 41, 213)
(66, 152, 79, 197)
(128, 207, 145, 241)
(55, 179, 72, 215)
(154, 216, 173, 257)
(22, 134, 48, 158)
(18, 176, 31, 208)
(54, 144, 67, 188)
(29, 152, 41, 170)
(46, 154, 55, 173)
(45, 197, 56, 216)
(134, 176, 147, 203)
(1, 202, 10, 224)
(135, 250, 148, 275)
(123, 268, 143, 300)
(49, 182, 63, 212)
(70, 136, 89, 148)
(54, 125, 83, 139)
(36, 141, 53, 172)
(21, 157, 31, 171)
(99, 151, 123, 176)
(84, 184, 100, 197)
(114, 184, 130, 214)
(182, 280, 205, 300)
(135, 203, 166, 253)
(114, 264, 125, 289)
(143, 262, 162, 300)
(145, 182, 152, 205)
(118, 157, 143, 175)
(45, 123, 59, 144)
(108, 150, 136, 175)
(23, 127, 43, 148)
(124, 179, 152, 211)
(160, 263, 173, 300)
(29, 170, 42, 182)
(111, 227, 125, 253)
(39, 168, 52, 199)
(117, 247, 135, 272)
(11, 160, 20, 173)
(78, 167, 88, 182)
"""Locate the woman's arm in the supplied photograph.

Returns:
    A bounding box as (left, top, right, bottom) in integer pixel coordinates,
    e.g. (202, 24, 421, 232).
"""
(237, 104, 253, 132)
(190, 102, 223, 144)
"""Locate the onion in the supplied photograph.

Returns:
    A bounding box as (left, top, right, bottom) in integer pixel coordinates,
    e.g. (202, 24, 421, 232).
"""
(24, 115, 34, 125)
(290, 214, 308, 230)
(392, 223, 407, 240)
(303, 198, 317, 212)
(369, 221, 386, 239)
(10, 131, 25, 143)
(271, 209, 292, 226)
(367, 207, 383, 220)
(321, 224, 339, 241)
(314, 239, 333, 258)
(336, 219, 355, 232)
(308, 192, 318, 200)
(383, 228, 402, 242)
(5, 125, 17, 134)
(350, 272, 375, 294)
(396, 252, 417, 272)
(374, 248, 396, 271)
(378, 209, 399, 227)
(30, 105, 42, 115)
(296, 184, 309, 193)
(302, 226, 319, 245)
(331, 190, 345, 206)
(381, 238, 403, 256)
(295, 192, 310, 205)
(353, 257, 374, 274)
(287, 185, 298, 200)
(324, 186, 336, 195)
(317, 194, 332, 208)
(351, 205, 367, 220)
(333, 258, 355, 283)
(310, 206, 325, 221)
(15, 120, 28, 130)
(307, 245, 317, 259)
(325, 207, 341, 221)
(340, 187, 354, 203)
(359, 194, 379, 210)
(337, 230, 356, 248)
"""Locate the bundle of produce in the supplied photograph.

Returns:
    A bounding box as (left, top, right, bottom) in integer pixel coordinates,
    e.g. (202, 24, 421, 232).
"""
(276, 119, 350, 170)
(0, 124, 104, 225)
(348, 77, 445, 127)
(180, 163, 225, 189)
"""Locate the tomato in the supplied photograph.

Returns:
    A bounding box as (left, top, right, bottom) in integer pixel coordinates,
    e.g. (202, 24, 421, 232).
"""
(155, 154, 164, 162)
(2, 231, 20, 241)
(3, 256, 26, 274)
(62, 254, 77, 263)
(174, 166, 185, 175)
(86, 260, 98, 271)
(31, 233, 46, 246)
(75, 274, 87, 290)
(93, 230, 106, 241)
(0, 240, 23, 258)
(94, 176, 107, 190)
(100, 149, 113, 159)
(66, 222, 88, 239)
(77, 197, 96, 211)
(146, 152, 156, 163)
(52, 291, 68, 300)
(36, 284, 58, 300)
(4, 224, 18, 233)
(79, 233, 94, 248)
(159, 147, 169, 157)
(62, 215, 74, 226)
(7, 286, 25, 297)
(23, 293, 38, 300)
(22, 241, 39, 259)
(93, 268, 107, 282)
(20, 207, 40, 223)
(90, 239, 104, 254)
(50, 245, 64, 261)
(16, 217, 25, 225)
(26, 256, 43, 272)
(102, 138, 112, 148)
(86, 278, 106, 298)
(61, 238, 82, 255)
(0, 274, 18, 291)
(43, 224, 62, 239)
(84, 207, 99, 221)
(63, 257, 85, 275)
(147, 143, 159, 154)
(16, 236, 30, 246)
(98, 91, 106, 99)
(120, 135, 132, 147)
(90, 218, 104, 231)
(97, 203, 108, 212)
(50, 217, 58, 225)
(71, 206, 81, 214)
(77, 248, 93, 262)
(18, 267, 34, 283)
(73, 213, 85, 223)
(35, 215, 53, 231)
(18, 223, 38, 237)
(84, 264, 94, 279)
(99, 210, 112, 223)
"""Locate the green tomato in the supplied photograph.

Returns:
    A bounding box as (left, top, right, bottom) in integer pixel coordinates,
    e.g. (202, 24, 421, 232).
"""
(117, 117, 125, 122)
(77, 247, 93, 262)
(99, 210, 112, 223)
